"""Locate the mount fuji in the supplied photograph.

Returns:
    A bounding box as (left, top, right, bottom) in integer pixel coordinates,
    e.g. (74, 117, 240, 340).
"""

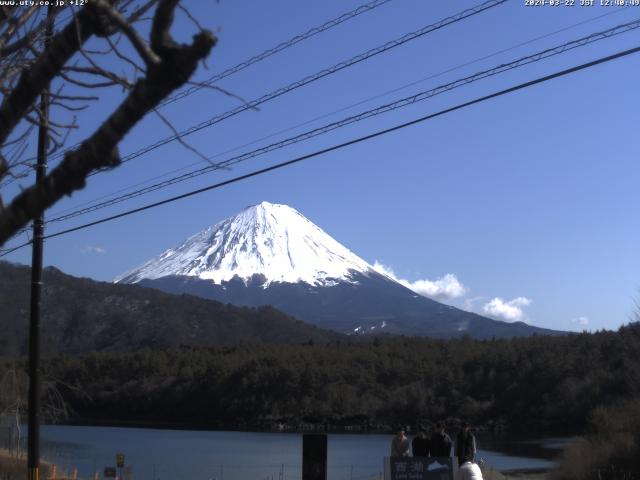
(116, 202, 559, 339)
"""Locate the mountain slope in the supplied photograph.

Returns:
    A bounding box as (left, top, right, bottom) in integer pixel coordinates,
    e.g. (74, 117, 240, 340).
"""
(115, 201, 372, 286)
(0, 261, 341, 356)
(139, 272, 560, 339)
(117, 202, 564, 339)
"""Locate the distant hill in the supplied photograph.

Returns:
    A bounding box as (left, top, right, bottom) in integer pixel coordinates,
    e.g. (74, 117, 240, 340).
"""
(0, 261, 340, 356)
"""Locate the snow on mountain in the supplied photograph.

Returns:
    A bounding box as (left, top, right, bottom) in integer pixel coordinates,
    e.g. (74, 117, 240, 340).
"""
(115, 201, 375, 286)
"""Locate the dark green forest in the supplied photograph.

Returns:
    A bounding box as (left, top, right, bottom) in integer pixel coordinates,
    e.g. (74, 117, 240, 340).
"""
(2, 323, 639, 433)
(0, 262, 340, 356)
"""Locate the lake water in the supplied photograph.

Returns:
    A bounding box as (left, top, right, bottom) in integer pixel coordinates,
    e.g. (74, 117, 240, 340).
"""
(38, 426, 568, 480)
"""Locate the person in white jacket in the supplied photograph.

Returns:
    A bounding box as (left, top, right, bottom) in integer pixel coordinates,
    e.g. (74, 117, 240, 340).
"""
(458, 461, 484, 480)
(390, 426, 410, 457)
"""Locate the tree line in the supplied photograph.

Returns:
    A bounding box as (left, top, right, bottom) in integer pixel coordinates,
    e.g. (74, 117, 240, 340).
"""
(2, 323, 639, 433)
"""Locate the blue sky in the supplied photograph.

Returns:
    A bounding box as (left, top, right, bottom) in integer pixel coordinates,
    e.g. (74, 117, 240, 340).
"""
(2, 0, 639, 332)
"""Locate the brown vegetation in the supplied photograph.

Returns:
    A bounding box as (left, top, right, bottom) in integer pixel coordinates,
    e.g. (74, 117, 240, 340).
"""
(0, 449, 52, 480)
(551, 400, 640, 480)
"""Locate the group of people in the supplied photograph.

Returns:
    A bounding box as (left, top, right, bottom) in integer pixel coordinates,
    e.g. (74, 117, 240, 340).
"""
(390, 421, 477, 467)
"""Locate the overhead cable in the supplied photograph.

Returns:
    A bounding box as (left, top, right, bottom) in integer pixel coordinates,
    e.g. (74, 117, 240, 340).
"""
(47, 5, 631, 219)
(109, 0, 507, 168)
(1, 0, 395, 186)
(0, 40, 633, 256)
(43, 18, 640, 225)
(27, 0, 504, 174)
(160, 0, 395, 107)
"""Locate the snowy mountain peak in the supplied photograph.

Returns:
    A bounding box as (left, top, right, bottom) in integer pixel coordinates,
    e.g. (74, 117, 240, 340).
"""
(115, 202, 375, 286)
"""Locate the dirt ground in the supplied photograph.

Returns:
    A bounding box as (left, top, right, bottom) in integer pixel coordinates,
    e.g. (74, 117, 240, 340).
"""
(503, 471, 548, 480)
(482, 467, 549, 480)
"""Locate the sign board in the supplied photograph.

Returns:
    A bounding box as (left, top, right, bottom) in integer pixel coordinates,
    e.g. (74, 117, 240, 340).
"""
(116, 453, 125, 468)
(104, 467, 117, 478)
(389, 457, 453, 480)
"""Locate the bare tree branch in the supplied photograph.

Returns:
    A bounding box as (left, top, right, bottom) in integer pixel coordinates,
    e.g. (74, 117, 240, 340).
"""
(0, 0, 216, 245)
(0, 5, 38, 49)
(0, 154, 7, 183)
(186, 80, 260, 111)
(0, 7, 59, 58)
(104, 33, 146, 75)
(63, 65, 133, 88)
(127, 0, 159, 24)
(177, 3, 205, 33)
(93, 0, 161, 66)
(0, 3, 110, 146)
(150, 0, 178, 52)
(50, 93, 100, 102)
(153, 106, 211, 164)
(59, 70, 121, 89)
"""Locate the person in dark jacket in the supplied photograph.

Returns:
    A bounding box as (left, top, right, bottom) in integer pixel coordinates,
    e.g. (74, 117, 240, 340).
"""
(455, 421, 476, 466)
(411, 425, 430, 457)
(430, 422, 452, 458)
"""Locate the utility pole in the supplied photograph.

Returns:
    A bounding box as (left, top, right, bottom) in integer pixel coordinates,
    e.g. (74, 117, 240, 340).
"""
(28, 7, 53, 480)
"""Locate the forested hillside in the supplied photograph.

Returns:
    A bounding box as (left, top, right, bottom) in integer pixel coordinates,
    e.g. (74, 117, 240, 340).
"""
(3, 323, 638, 432)
(0, 261, 340, 355)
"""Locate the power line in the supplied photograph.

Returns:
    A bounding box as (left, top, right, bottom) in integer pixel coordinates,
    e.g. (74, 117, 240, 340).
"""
(47, 5, 631, 220)
(42, 18, 640, 226)
(0, 10, 86, 189)
(106, 0, 506, 169)
(1, 41, 634, 256)
(0, 241, 31, 257)
(1, 0, 394, 186)
(3, 0, 508, 240)
(6, 0, 498, 185)
(160, 0, 394, 107)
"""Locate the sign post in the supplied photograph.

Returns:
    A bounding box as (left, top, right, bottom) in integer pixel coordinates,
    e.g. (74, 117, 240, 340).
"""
(388, 457, 454, 480)
(27, 8, 53, 480)
(302, 434, 327, 480)
(116, 453, 125, 480)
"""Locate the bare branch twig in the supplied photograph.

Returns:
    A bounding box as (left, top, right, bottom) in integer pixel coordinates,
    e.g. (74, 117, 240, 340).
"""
(93, 0, 161, 66)
(153, 106, 212, 164)
(0, 0, 216, 245)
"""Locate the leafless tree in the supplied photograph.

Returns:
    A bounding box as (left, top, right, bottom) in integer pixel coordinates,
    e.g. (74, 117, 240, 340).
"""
(0, 364, 73, 458)
(0, 0, 216, 247)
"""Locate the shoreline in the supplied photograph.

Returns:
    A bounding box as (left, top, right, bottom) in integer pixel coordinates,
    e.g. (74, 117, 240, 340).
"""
(498, 468, 549, 480)
(502, 468, 549, 474)
(57, 417, 577, 437)
(16, 427, 558, 479)
(476, 466, 549, 480)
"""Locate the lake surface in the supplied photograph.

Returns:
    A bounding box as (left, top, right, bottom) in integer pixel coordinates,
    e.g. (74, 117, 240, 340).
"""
(38, 426, 568, 480)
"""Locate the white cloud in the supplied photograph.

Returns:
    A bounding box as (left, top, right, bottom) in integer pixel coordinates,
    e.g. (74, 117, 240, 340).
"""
(372, 261, 467, 300)
(462, 296, 485, 312)
(409, 275, 467, 299)
(572, 316, 590, 326)
(482, 297, 532, 322)
(371, 261, 395, 278)
(83, 246, 106, 255)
